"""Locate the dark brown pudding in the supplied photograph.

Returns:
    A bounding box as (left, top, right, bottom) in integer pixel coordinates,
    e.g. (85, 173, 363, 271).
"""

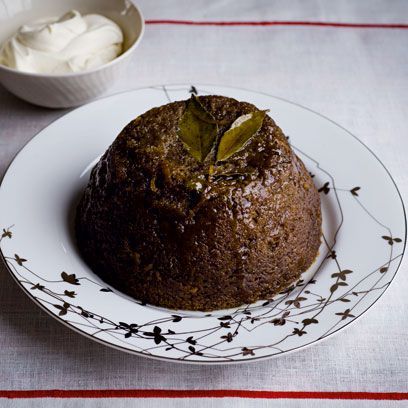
(76, 95, 321, 311)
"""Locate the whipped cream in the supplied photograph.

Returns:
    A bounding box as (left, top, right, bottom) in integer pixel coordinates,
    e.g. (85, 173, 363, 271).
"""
(0, 10, 123, 74)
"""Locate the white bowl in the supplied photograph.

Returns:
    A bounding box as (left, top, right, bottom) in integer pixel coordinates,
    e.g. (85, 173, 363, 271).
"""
(0, 0, 144, 108)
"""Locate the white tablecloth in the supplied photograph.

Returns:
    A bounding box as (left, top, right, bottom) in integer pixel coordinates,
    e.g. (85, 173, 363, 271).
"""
(1, 0, 407, 406)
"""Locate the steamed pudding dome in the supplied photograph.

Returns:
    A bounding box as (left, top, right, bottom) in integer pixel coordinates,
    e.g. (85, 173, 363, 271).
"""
(76, 95, 322, 311)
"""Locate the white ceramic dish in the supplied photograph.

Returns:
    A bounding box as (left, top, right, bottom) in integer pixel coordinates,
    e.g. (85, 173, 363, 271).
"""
(0, 85, 405, 364)
(0, 0, 144, 108)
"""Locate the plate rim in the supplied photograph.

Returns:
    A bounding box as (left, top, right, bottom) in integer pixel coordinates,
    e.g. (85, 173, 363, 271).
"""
(0, 83, 406, 364)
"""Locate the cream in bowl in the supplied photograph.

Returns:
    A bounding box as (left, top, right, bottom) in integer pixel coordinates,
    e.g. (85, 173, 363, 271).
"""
(0, 0, 144, 108)
(0, 10, 124, 74)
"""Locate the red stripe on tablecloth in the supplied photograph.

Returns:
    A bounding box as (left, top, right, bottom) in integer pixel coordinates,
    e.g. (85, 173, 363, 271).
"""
(145, 20, 408, 29)
(1, 390, 408, 400)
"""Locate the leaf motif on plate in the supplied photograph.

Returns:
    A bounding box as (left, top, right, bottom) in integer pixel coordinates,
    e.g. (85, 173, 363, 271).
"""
(61, 271, 80, 285)
(218, 315, 232, 321)
(64, 290, 76, 298)
(2, 228, 12, 239)
(172, 315, 182, 323)
(302, 318, 318, 326)
(242, 347, 255, 356)
(293, 328, 307, 336)
(177, 95, 218, 162)
(318, 182, 330, 194)
(331, 269, 353, 281)
(350, 186, 361, 196)
(186, 336, 196, 345)
(335, 309, 355, 320)
(53, 302, 69, 316)
(31, 283, 44, 290)
(330, 281, 348, 293)
(143, 326, 166, 345)
(216, 110, 267, 162)
(221, 332, 234, 342)
(14, 254, 27, 266)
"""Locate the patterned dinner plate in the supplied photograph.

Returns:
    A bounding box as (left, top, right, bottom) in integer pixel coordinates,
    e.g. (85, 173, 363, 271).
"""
(0, 85, 405, 364)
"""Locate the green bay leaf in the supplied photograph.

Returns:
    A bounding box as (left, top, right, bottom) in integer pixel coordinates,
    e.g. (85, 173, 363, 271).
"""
(177, 95, 218, 162)
(216, 110, 267, 162)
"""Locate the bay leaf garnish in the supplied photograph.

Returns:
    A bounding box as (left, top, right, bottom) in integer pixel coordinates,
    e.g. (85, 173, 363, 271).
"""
(177, 95, 218, 162)
(216, 110, 267, 162)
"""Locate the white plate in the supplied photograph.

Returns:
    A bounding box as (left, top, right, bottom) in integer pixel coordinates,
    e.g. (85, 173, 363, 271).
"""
(0, 85, 405, 364)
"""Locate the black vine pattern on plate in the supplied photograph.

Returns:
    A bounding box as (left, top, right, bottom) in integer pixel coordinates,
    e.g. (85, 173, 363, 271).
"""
(1, 179, 402, 361)
(0, 85, 405, 362)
